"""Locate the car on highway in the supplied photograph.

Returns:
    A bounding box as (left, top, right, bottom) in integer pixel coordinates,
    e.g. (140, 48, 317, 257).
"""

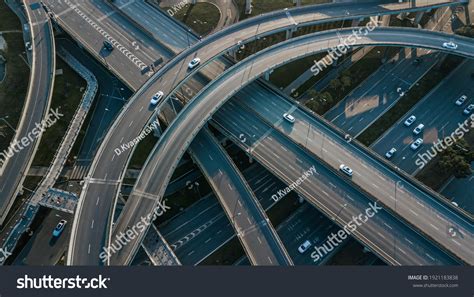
(463, 104, 474, 115)
(283, 113, 295, 123)
(412, 58, 422, 66)
(455, 95, 467, 106)
(25, 41, 32, 51)
(103, 40, 114, 51)
(410, 138, 423, 150)
(188, 57, 201, 69)
(339, 164, 353, 177)
(413, 123, 425, 135)
(298, 240, 312, 254)
(442, 41, 458, 50)
(150, 91, 164, 105)
(385, 148, 397, 159)
(52, 219, 67, 237)
(404, 115, 416, 127)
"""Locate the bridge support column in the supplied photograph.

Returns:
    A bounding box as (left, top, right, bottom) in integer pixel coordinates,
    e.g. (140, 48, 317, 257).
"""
(351, 19, 360, 27)
(293, 0, 301, 6)
(248, 155, 253, 164)
(264, 69, 273, 81)
(414, 11, 424, 26)
(380, 15, 391, 27)
(245, 0, 252, 15)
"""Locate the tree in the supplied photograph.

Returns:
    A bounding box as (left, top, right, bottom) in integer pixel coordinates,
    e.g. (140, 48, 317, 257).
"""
(329, 78, 342, 90)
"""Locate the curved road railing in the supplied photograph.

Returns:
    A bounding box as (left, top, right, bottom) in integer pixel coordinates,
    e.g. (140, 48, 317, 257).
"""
(111, 27, 474, 266)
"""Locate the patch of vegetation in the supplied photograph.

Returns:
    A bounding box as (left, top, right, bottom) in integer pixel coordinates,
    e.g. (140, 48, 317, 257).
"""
(455, 25, 474, 38)
(236, 0, 330, 20)
(0, 2, 29, 152)
(417, 134, 474, 191)
(357, 55, 464, 146)
(304, 47, 400, 115)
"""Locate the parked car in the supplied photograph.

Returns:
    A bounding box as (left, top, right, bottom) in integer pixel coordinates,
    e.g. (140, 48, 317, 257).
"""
(455, 95, 467, 106)
(442, 41, 458, 50)
(150, 91, 164, 105)
(463, 104, 474, 115)
(298, 240, 312, 254)
(385, 148, 397, 159)
(53, 219, 67, 237)
(339, 164, 353, 177)
(413, 123, 425, 135)
(103, 40, 114, 51)
(404, 115, 416, 127)
(410, 138, 423, 150)
(188, 57, 201, 69)
(283, 113, 295, 123)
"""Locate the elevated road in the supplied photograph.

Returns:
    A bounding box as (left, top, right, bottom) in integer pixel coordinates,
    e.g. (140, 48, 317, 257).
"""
(67, 0, 469, 264)
(0, 1, 55, 225)
(111, 27, 474, 265)
(187, 129, 292, 265)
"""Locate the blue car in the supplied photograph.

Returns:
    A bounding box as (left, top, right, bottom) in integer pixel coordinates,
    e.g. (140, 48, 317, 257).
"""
(53, 219, 67, 237)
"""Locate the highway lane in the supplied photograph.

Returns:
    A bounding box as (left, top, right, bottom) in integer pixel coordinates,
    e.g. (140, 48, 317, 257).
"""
(111, 27, 474, 265)
(111, 0, 193, 52)
(43, 0, 170, 90)
(188, 129, 292, 265)
(212, 100, 458, 265)
(66, 0, 469, 264)
(0, 1, 55, 225)
(372, 59, 474, 174)
(325, 49, 442, 136)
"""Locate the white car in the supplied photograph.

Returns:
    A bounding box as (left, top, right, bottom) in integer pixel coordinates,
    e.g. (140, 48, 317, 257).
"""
(455, 95, 467, 106)
(413, 123, 425, 135)
(404, 115, 416, 127)
(188, 57, 201, 69)
(410, 138, 423, 150)
(25, 41, 32, 51)
(297, 240, 311, 254)
(385, 148, 397, 159)
(283, 113, 295, 123)
(150, 91, 164, 105)
(442, 41, 458, 50)
(463, 104, 474, 115)
(339, 164, 353, 177)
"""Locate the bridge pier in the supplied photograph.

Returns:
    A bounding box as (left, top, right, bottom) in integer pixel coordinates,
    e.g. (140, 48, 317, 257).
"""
(414, 11, 425, 26)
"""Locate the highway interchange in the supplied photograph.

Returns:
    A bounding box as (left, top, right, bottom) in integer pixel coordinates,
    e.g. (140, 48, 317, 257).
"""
(0, 0, 473, 269)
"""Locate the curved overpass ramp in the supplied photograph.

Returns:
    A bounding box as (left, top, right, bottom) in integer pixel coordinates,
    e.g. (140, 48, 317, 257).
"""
(68, 0, 469, 265)
(111, 27, 474, 265)
(0, 1, 55, 225)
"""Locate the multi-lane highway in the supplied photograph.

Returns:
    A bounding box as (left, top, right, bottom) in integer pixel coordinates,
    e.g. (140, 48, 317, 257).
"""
(372, 59, 474, 174)
(62, 0, 469, 265)
(187, 129, 292, 265)
(0, 1, 55, 225)
(110, 27, 474, 265)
